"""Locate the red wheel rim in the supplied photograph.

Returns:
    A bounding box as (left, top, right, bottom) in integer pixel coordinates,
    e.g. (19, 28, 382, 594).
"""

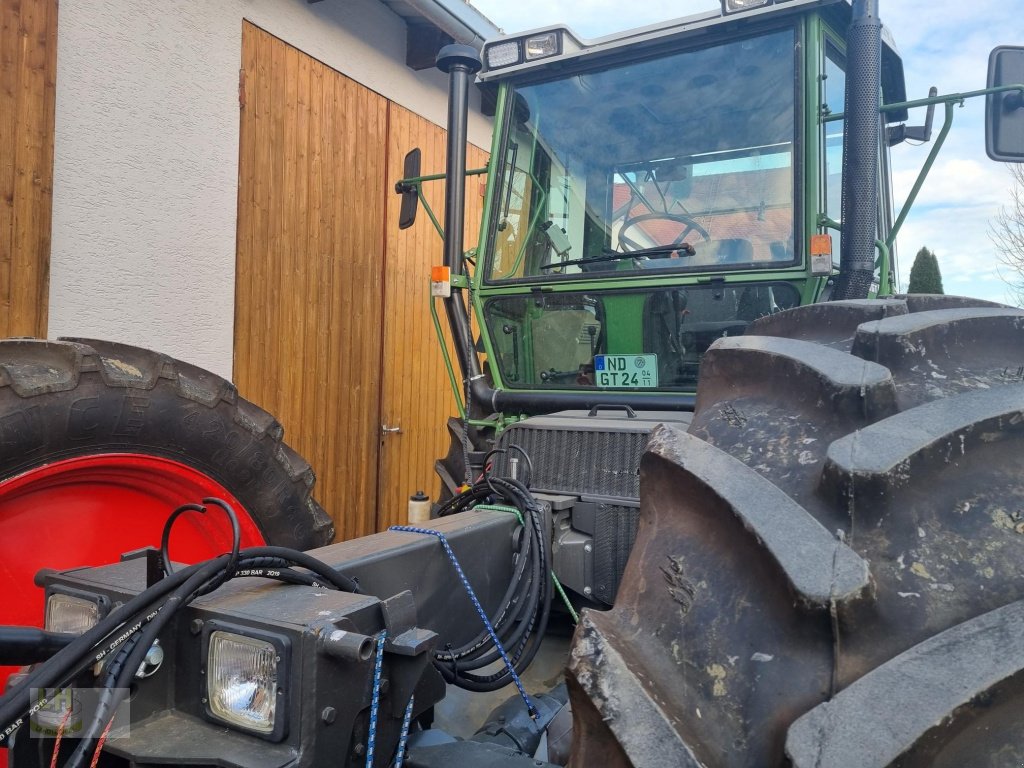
(0, 454, 266, 687)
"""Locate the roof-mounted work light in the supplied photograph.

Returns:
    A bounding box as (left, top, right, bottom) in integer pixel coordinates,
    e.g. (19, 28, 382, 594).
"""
(484, 30, 563, 70)
(721, 0, 771, 13)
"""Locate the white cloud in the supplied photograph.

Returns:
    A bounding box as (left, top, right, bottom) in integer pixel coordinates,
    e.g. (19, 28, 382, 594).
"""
(895, 204, 1009, 303)
(892, 156, 1008, 210)
(869, 0, 1020, 304)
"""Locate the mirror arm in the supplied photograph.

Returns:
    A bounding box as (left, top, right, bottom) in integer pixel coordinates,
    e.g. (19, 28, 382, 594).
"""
(395, 165, 489, 240)
(887, 100, 955, 251)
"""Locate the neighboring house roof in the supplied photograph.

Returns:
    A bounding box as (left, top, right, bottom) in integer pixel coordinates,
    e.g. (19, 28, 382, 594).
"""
(613, 170, 794, 262)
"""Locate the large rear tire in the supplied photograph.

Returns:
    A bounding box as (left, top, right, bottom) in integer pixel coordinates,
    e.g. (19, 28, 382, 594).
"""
(0, 338, 333, 640)
(567, 297, 1024, 767)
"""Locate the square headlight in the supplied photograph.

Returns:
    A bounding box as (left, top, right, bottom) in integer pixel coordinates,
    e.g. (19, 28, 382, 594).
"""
(205, 626, 289, 741)
(524, 32, 561, 61)
(45, 591, 107, 634)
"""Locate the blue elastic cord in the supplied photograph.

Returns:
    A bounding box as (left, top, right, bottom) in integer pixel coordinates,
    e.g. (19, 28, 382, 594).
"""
(393, 694, 414, 767)
(389, 525, 538, 718)
(366, 631, 386, 768)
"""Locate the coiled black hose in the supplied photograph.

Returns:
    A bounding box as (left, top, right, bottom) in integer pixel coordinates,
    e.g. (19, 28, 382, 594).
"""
(431, 475, 552, 693)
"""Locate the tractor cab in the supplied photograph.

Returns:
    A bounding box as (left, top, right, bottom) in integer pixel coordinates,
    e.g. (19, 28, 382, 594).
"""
(483, 25, 801, 391)
(468, 0, 906, 404)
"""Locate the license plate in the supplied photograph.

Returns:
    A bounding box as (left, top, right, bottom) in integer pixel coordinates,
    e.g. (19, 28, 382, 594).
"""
(594, 354, 658, 388)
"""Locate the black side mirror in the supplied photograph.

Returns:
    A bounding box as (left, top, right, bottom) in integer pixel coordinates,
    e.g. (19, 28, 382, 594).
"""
(396, 148, 422, 230)
(985, 46, 1024, 162)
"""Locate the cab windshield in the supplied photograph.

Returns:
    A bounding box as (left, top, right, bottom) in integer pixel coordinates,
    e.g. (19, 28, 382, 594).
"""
(485, 27, 798, 282)
(484, 283, 801, 390)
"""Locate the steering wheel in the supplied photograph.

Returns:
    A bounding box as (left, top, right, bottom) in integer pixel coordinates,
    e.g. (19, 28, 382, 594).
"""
(617, 212, 710, 253)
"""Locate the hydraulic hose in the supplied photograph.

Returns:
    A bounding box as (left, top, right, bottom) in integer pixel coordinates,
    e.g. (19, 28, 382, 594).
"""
(431, 476, 552, 693)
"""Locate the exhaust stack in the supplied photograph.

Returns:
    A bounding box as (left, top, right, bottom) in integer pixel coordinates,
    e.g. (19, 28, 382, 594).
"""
(436, 44, 484, 412)
(833, 0, 882, 300)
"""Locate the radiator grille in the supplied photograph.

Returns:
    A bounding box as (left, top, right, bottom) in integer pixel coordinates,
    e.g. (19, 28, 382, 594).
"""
(593, 503, 640, 604)
(494, 425, 648, 499)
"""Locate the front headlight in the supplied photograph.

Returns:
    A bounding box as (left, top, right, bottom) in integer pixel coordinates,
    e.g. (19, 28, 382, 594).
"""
(207, 630, 282, 736)
(45, 592, 105, 634)
(721, 0, 771, 12)
(524, 32, 561, 61)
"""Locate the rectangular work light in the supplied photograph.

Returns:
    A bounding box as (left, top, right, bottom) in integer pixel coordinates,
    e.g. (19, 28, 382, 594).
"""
(485, 40, 521, 69)
(206, 628, 288, 739)
(485, 30, 564, 71)
(524, 32, 561, 61)
(721, 0, 771, 12)
(45, 592, 105, 634)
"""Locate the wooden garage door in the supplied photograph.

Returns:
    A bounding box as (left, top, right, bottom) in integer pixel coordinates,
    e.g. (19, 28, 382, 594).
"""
(234, 22, 488, 540)
(0, 0, 57, 338)
(377, 104, 489, 530)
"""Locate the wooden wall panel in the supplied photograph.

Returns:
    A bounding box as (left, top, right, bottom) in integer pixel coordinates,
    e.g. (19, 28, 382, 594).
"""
(377, 102, 489, 530)
(0, 0, 56, 338)
(235, 22, 388, 541)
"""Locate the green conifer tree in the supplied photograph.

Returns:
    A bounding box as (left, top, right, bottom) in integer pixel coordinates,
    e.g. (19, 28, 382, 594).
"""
(907, 247, 944, 294)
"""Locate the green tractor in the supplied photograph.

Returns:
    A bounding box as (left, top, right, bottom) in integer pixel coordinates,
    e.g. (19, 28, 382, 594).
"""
(2, 1, 1024, 767)
(400, 0, 1024, 610)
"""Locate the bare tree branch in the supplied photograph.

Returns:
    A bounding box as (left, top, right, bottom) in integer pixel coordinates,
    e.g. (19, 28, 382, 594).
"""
(989, 164, 1024, 307)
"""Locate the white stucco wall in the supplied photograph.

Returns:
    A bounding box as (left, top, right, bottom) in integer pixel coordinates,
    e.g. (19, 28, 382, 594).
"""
(50, 0, 493, 379)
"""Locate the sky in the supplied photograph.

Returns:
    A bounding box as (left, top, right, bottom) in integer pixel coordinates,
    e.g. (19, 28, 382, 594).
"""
(467, 0, 1023, 304)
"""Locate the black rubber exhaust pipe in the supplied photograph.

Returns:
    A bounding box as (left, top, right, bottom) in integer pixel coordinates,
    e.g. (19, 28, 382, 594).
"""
(833, 0, 882, 300)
